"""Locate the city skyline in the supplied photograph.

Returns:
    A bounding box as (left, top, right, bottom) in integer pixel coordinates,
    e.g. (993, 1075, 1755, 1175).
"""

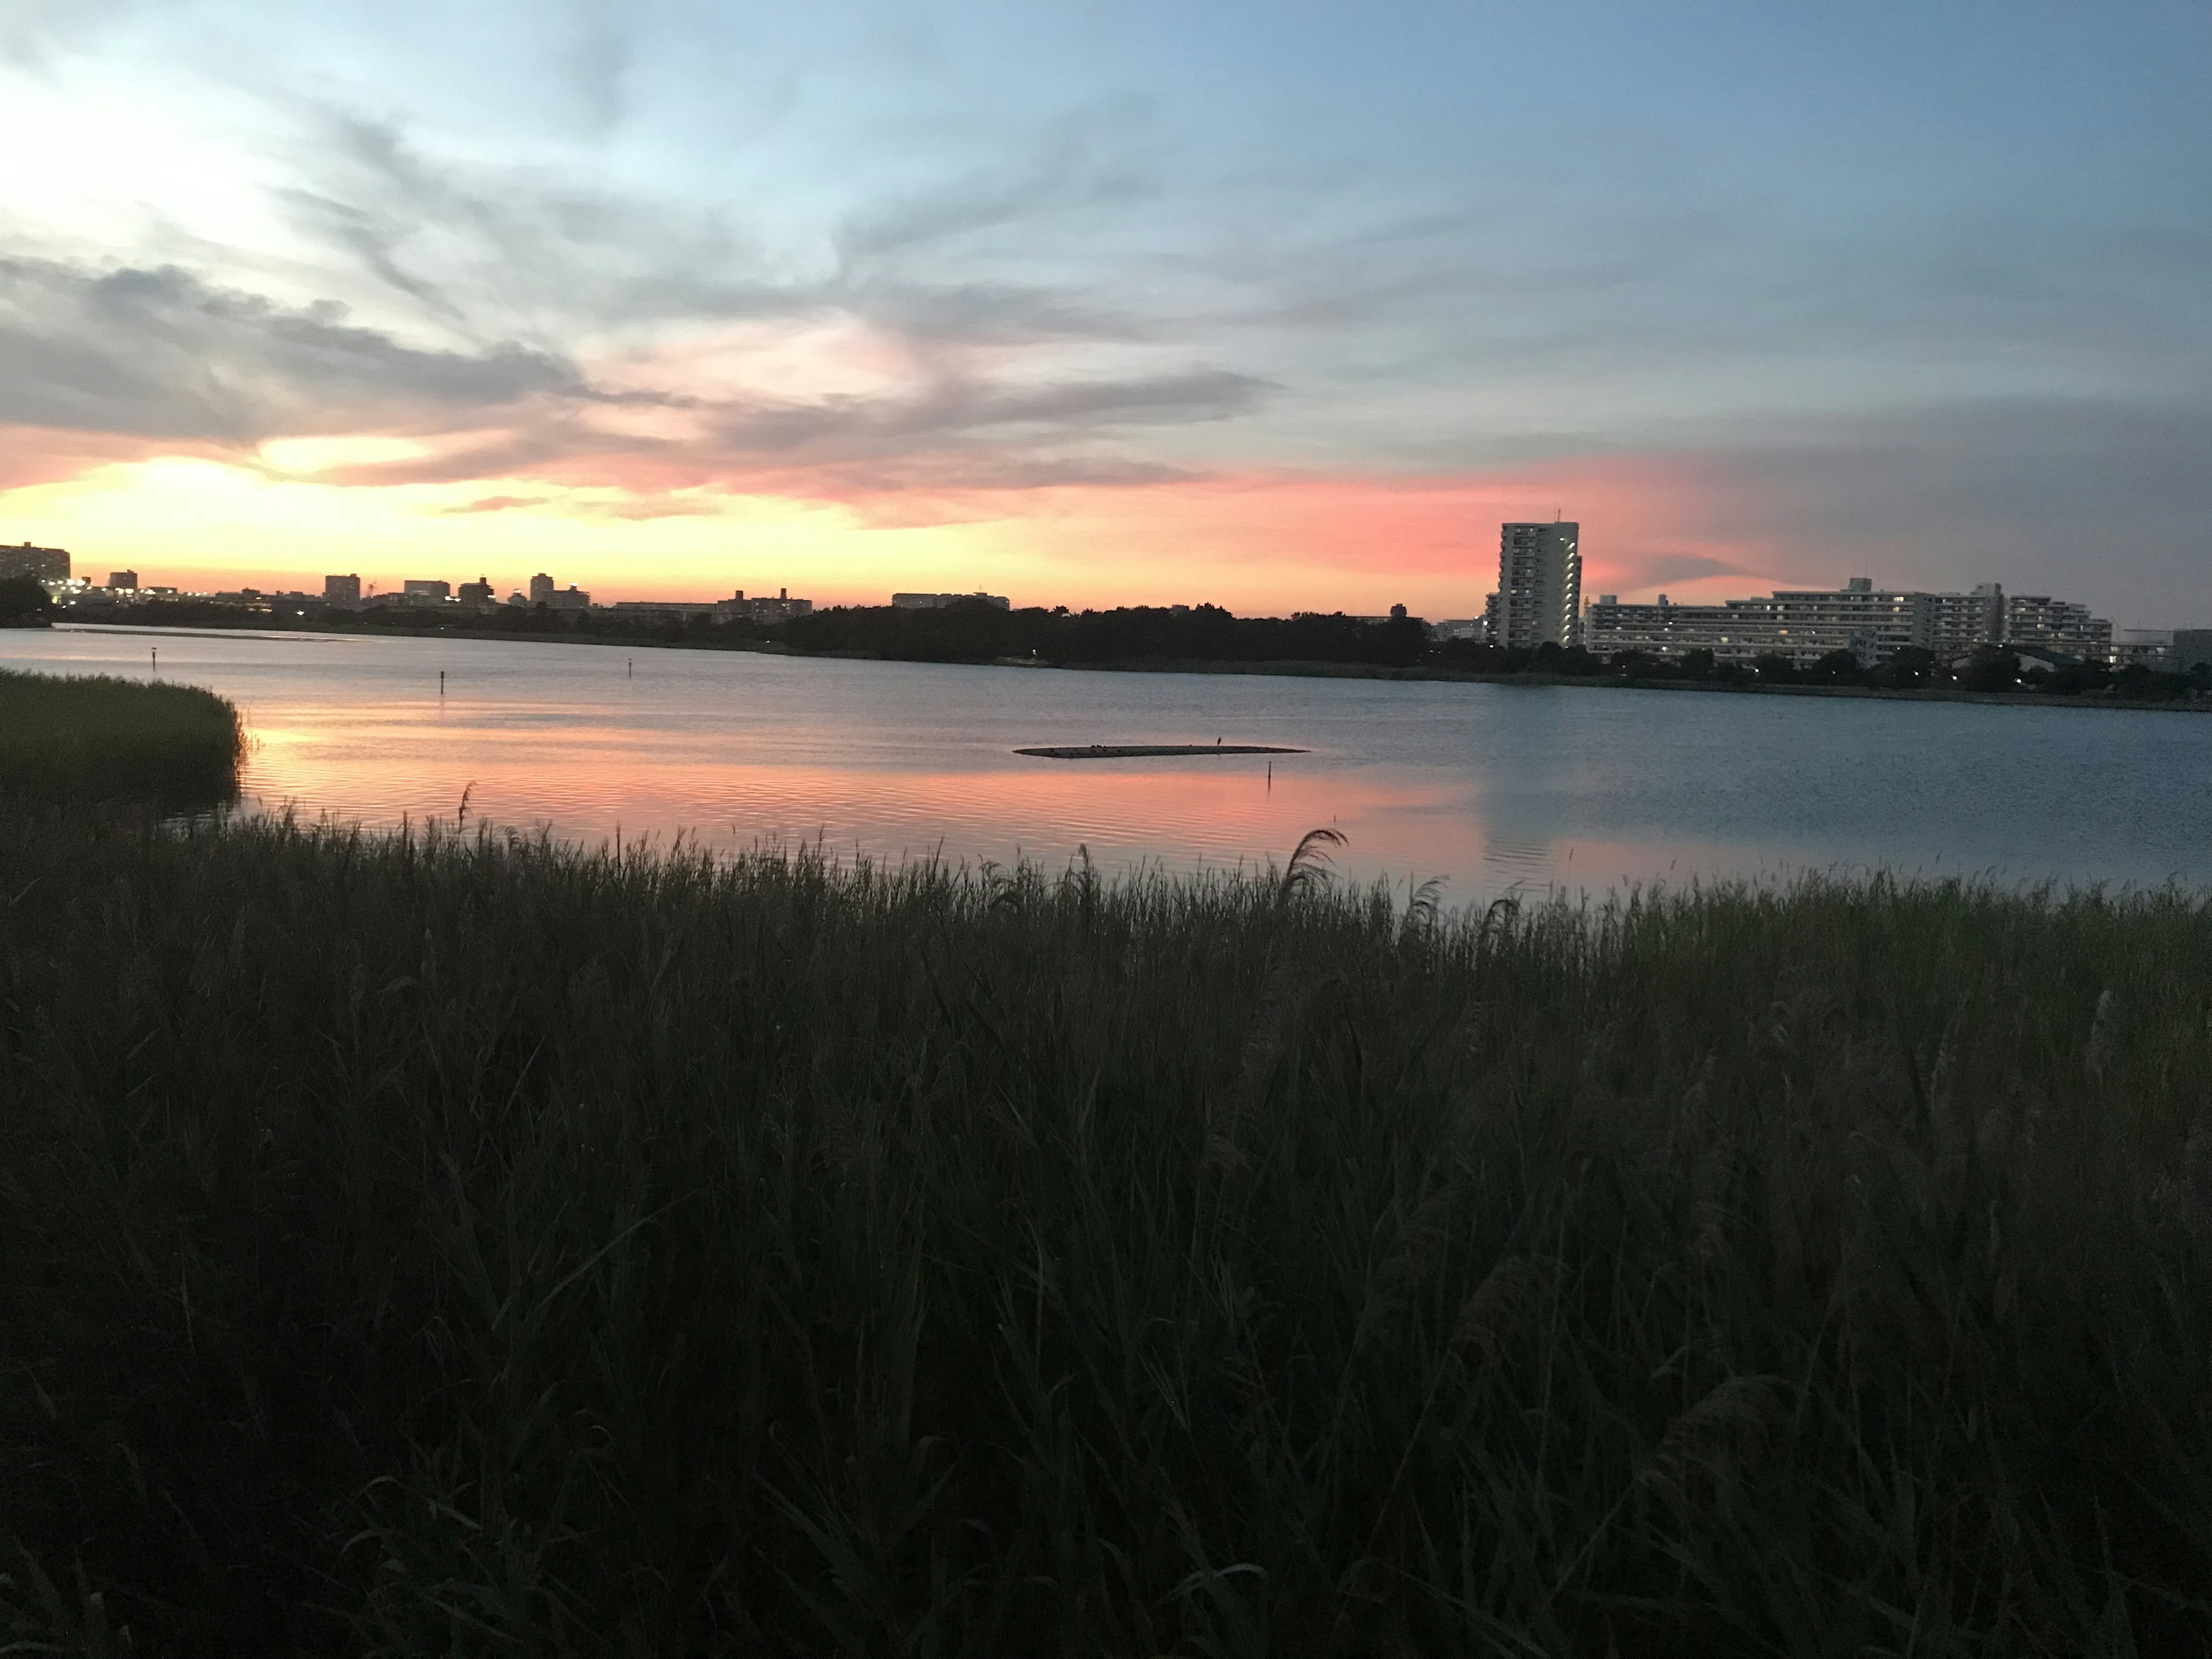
(3, 3, 2207, 623)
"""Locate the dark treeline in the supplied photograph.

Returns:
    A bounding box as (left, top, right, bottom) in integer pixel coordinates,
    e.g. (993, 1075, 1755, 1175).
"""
(0, 577, 55, 625)
(782, 600, 1435, 667)
(48, 594, 2212, 701)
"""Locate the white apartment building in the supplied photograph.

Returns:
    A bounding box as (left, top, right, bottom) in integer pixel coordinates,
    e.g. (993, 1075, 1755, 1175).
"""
(1581, 594, 1754, 659)
(2003, 594, 2111, 662)
(1916, 584, 2006, 659)
(1496, 522, 1581, 648)
(1585, 577, 2107, 669)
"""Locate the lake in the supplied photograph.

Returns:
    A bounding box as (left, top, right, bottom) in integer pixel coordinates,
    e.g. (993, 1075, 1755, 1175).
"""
(8, 624, 2210, 902)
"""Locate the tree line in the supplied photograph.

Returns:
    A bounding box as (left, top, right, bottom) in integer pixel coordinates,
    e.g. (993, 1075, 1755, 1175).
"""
(40, 592, 2212, 700)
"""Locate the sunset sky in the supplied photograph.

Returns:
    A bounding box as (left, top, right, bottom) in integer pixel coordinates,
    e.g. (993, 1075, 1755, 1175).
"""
(3, 1, 2207, 620)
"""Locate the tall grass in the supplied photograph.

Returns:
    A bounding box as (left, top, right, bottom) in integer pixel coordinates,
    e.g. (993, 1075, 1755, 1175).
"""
(2, 806, 2210, 1656)
(0, 669, 244, 808)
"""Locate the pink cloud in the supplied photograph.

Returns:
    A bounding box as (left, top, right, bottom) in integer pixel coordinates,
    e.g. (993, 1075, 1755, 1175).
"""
(0, 424, 237, 490)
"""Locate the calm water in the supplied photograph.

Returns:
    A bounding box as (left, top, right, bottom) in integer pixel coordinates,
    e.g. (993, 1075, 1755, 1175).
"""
(9, 624, 2211, 901)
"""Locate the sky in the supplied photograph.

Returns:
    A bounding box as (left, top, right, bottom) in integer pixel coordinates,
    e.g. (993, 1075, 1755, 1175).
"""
(2, 1, 2207, 621)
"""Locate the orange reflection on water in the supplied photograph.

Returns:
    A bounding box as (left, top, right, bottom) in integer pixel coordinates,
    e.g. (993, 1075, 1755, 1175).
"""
(248, 732, 1761, 904)
(248, 739, 1455, 874)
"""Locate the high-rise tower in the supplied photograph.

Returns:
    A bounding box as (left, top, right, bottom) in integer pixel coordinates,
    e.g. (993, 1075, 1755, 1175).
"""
(1497, 522, 1581, 647)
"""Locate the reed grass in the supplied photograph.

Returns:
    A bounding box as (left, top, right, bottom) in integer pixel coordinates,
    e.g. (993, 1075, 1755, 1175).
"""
(0, 669, 244, 808)
(2, 806, 2209, 1656)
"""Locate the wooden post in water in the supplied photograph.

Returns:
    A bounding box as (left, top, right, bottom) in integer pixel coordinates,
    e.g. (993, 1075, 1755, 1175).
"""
(150, 647, 157, 675)
(440, 670, 446, 696)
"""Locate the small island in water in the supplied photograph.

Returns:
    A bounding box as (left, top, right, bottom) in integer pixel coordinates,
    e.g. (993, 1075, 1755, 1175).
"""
(1015, 741, 1306, 759)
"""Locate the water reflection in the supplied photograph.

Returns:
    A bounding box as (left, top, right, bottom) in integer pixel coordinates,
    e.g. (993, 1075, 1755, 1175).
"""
(6, 626, 2211, 902)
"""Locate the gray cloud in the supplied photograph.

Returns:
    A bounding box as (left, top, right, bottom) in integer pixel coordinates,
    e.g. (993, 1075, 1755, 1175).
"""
(0, 234, 1266, 497)
(835, 103, 1153, 264)
(704, 368, 1267, 456)
(276, 110, 1162, 353)
(0, 256, 579, 443)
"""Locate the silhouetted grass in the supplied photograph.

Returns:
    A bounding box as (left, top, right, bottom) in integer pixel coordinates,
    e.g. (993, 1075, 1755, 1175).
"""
(2, 808, 2209, 1656)
(0, 669, 244, 809)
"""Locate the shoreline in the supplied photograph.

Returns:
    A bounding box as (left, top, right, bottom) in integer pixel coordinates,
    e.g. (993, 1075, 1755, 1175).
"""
(47, 620, 2211, 714)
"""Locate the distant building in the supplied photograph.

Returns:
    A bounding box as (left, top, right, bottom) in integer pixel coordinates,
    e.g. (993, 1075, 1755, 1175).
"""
(892, 591, 1010, 611)
(1427, 618, 1484, 642)
(1762, 578, 1924, 665)
(520, 573, 589, 611)
(402, 579, 451, 601)
(1584, 576, 2112, 669)
(1585, 579, 1919, 668)
(2173, 630, 2212, 673)
(604, 590, 817, 624)
(457, 575, 496, 606)
(1497, 523, 1581, 648)
(2003, 593, 2110, 664)
(742, 588, 813, 623)
(1, 543, 69, 582)
(108, 570, 139, 590)
(2113, 630, 2177, 672)
(1584, 594, 1756, 660)
(609, 600, 725, 622)
(324, 573, 362, 605)
(1917, 583, 2006, 660)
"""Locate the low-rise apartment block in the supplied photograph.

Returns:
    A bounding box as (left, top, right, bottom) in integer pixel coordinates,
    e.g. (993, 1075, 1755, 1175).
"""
(2002, 593, 2111, 663)
(2113, 630, 2177, 672)
(608, 588, 813, 624)
(1, 542, 70, 582)
(740, 589, 814, 623)
(518, 574, 591, 612)
(1586, 577, 2112, 669)
(892, 591, 1010, 611)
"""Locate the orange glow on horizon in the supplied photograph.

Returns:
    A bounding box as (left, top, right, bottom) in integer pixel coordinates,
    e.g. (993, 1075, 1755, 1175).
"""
(2, 427, 1801, 615)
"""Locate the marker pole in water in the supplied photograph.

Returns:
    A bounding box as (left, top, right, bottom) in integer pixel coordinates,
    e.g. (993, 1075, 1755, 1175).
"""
(628, 658, 633, 678)
(440, 670, 446, 696)
(150, 647, 157, 675)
